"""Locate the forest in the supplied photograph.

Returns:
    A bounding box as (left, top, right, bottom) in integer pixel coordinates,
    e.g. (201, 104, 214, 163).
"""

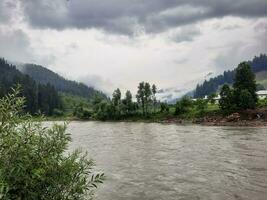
(194, 54, 267, 98)
(18, 63, 106, 99)
(0, 58, 62, 115)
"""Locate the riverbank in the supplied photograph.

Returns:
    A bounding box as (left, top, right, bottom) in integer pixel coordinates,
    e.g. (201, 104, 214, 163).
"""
(40, 107, 267, 127)
(40, 117, 267, 127)
(194, 107, 267, 126)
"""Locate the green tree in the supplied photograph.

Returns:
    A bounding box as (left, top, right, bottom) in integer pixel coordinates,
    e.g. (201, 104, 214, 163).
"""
(136, 82, 145, 115)
(112, 88, 122, 117)
(219, 84, 235, 114)
(123, 90, 133, 115)
(112, 88, 121, 107)
(175, 97, 192, 115)
(144, 82, 152, 115)
(0, 87, 104, 200)
(219, 62, 258, 113)
(237, 89, 255, 110)
(233, 62, 257, 109)
(151, 84, 157, 113)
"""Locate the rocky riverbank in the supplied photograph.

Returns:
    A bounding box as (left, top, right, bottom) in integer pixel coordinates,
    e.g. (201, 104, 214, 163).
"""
(194, 107, 267, 126)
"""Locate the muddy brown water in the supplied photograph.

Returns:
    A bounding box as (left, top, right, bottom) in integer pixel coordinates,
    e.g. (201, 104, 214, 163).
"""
(52, 121, 267, 200)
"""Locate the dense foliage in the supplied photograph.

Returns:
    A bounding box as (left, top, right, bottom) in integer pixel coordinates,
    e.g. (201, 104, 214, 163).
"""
(219, 62, 257, 113)
(18, 64, 106, 99)
(174, 97, 210, 118)
(194, 54, 267, 98)
(0, 87, 104, 200)
(0, 58, 62, 115)
(89, 82, 159, 120)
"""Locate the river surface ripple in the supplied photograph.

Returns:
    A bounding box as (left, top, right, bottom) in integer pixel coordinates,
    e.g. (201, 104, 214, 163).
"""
(63, 121, 267, 200)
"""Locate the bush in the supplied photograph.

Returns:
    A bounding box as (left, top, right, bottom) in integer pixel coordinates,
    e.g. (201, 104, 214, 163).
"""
(0, 87, 104, 200)
(258, 97, 267, 107)
(160, 102, 169, 113)
(81, 108, 92, 119)
(175, 97, 192, 115)
(194, 99, 208, 116)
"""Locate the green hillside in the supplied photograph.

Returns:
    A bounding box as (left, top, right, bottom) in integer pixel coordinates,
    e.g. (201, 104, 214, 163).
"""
(17, 64, 107, 99)
(0, 58, 62, 115)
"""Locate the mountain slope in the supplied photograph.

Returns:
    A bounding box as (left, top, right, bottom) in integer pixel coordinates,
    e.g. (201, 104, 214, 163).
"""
(194, 54, 267, 98)
(17, 64, 106, 99)
(0, 58, 62, 115)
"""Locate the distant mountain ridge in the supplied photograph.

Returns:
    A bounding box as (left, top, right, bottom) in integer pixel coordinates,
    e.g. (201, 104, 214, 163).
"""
(194, 54, 267, 98)
(17, 64, 106, 99)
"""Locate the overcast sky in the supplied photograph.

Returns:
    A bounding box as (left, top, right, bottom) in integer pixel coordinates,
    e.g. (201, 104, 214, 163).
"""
(0, 0, 267, 96)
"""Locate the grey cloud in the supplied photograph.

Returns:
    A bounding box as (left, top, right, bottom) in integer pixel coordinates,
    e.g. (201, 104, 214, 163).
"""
(212, 23, 242, 31)
(213, 41, 267, 74)
(0, 27, 56, 66)
(15, 0, 267, 35)
(0, 0, 17, 23)
(213, 41, 251, 72)
(169, 26, 201, 43)
(0, 28, 33, 62)
(173, 58, 188, 64)
(254, 21, 267, 34)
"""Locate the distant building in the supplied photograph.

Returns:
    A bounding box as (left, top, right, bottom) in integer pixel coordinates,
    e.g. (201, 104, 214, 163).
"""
(195, 94, 221, 104)
(257, 90, 267, 100)
(214, 95, 221, 104)
(193, 91, 267, 103)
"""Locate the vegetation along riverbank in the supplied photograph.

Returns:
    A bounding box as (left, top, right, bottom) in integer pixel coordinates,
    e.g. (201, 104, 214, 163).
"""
(49, 61, 267, 126)
(1, 55, 267, 126)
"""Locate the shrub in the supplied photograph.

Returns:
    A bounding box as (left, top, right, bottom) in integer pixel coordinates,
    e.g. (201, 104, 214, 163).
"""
(160, 102, 169, 113)
(0, 87, 104, 200)
(194, 99, 208, 116)
(175, 97, 192, 115)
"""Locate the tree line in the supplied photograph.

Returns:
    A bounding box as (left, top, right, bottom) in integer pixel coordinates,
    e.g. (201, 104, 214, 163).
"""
(89, 82, 161, 120)
(74, 61, 262, 121)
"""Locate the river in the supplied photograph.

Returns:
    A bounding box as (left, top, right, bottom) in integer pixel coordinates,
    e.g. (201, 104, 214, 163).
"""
(65, 121, 267, 200)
